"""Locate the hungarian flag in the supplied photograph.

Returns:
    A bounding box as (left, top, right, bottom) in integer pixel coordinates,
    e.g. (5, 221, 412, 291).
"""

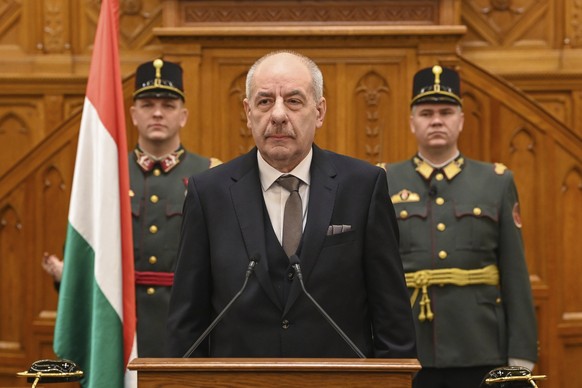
(53, 0, 137, 386)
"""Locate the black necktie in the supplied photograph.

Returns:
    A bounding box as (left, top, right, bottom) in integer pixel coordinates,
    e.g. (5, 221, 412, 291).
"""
(277, 175, 302, 257)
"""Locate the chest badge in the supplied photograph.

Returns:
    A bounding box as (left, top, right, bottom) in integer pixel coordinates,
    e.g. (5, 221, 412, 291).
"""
(391, 189, 420, 204)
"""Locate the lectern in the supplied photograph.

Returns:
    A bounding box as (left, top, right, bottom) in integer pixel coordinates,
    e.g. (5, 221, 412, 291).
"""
(128, 358, 420, 387)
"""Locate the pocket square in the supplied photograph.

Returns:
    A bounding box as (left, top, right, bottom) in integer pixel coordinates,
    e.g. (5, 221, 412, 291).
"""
(327, 224, 352, 236)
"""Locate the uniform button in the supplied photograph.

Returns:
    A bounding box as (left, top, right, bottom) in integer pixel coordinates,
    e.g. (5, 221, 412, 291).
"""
(149, 225, 158, 234)
(153, 168, 161, 176)
(147, 287, 155, 295)
(129, 189, 135, 198)
(436, 197, 444, 205)
(473, 207, 482, 216)
(150, 195, 159, 203)
(281, 320, 290, 329)
(287, 271, 294, 281)
(399, 210, 408, 219)
(496, 297, 502, 304)
(437, 223, 446, 232)
(435, 173, 444, 181)
(149, 256, 157, 264)
(438, 250, 448, 259)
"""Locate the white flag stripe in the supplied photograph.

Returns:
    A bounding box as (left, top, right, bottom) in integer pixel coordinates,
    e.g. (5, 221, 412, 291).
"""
(69, 98, 124, 318)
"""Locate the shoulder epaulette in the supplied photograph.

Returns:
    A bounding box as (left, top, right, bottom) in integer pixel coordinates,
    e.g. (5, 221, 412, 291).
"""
(209, 157, 223, 168)
(493, 163, 508, 175)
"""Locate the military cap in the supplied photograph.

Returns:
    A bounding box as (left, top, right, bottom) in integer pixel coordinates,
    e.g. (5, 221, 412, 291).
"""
(410, 65, 462, 107)
(133, 59, 185, 101)
(480, 366, 546, 388)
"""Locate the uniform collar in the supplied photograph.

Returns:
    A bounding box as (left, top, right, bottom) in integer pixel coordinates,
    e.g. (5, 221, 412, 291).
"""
(413, 154, 464, 181)
(134, 146, 185, 173)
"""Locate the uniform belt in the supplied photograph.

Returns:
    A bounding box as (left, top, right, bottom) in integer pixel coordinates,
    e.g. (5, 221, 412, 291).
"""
(405, 264, 499, 322)
(135, 271, 174, 287)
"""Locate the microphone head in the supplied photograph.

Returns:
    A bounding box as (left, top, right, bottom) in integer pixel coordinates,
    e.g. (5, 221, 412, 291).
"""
(289, 255, 300, 266)
(250, 254, 261, 263)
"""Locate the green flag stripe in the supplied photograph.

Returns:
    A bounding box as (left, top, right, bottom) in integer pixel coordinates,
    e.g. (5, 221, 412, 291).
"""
(54, 224, 124, 387)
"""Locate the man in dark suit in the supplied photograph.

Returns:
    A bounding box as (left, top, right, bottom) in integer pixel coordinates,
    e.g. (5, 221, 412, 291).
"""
(165, 50, 417, 358)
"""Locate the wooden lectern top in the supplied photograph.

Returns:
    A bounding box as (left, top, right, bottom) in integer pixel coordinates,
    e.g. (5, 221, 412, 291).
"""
(129, 357, 420, 387)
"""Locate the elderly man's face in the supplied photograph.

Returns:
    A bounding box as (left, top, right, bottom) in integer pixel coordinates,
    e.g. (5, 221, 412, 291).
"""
(244, 53, 326, 173)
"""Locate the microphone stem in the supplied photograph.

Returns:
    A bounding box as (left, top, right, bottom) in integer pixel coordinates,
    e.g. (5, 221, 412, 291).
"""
(294, 266, 366, 359)
(183, 261, 256, 358)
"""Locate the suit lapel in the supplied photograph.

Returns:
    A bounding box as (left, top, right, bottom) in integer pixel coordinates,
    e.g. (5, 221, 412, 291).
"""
(284, 146, 337, 315)
(230, 150, 282, 310)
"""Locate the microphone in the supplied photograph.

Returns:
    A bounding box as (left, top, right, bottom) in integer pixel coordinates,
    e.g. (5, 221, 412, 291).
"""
(182, 254, 260, 358)
(428, 185, 438, 198)
(289, 255, 366, 359)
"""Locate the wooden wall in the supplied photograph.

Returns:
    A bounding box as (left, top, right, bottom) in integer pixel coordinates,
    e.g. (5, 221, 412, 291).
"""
(0, 1, 581, 387)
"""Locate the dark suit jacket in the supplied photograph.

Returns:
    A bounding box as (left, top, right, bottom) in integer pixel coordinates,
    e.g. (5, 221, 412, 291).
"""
(165, 145, 416, 358)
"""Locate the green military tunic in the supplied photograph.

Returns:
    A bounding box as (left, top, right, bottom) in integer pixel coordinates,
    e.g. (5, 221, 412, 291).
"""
(129, 146, 218, 357)
(380, 155, 537, 368)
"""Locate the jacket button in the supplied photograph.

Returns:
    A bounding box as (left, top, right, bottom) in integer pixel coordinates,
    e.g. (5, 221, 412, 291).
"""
(287, 271, 294, 281)
(435, 197, 444, 205)
(147, 287, 155, 295)
(281, 320, 290, 329)
(150, 195, 159, 203)
(473, 207, 482, 216)
(437, 223, 446, 232)
(153, 168, 161, 176)
(435, 173, 444, 181)
(438, 250, 448, 259)
(399, 210, 408, 219)
(149, 255, 157, 264)
(149, 225, 158, 234)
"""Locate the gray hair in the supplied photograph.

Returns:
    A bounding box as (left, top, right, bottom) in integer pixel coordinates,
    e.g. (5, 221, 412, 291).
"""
(245, 50, 324, 102)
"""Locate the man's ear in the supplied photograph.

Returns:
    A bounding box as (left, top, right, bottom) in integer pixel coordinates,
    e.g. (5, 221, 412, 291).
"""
(243, 98, 252, 128)
(409, 115, 416, 135)
(315, 97, 327, 128)
(129, 106, 138, 126)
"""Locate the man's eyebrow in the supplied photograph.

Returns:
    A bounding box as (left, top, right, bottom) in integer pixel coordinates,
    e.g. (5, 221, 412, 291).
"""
(256, 91, 273, 98)
(285, 89, 306, 98)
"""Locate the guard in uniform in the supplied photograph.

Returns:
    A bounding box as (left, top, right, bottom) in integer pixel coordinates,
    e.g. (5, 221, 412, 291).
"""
(378, 66, 538, 387)
(130, 59, 221, 357)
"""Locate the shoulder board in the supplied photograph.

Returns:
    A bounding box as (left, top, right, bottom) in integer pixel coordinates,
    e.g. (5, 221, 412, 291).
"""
(493, 163, 508, 175)
(209, 157, 223, 168)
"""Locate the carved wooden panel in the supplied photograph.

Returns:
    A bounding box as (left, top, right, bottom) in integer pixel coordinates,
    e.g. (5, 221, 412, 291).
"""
(0, 99, 41, 178)
(559, 166, 582, 316)
(459, 86, 491, 160)
(42, 0, 71, 54)
(554, 138, 582, 388)
(0, 185, 28, 364)
(461, 0, 552, 48)
(80, 0, 163, 54)
(565, 0, 582, 48)
(179, 0, 440, 26)
(36, 162, 70, 317)
(525, 92, 571, 127)
(0, 0, 24, 53)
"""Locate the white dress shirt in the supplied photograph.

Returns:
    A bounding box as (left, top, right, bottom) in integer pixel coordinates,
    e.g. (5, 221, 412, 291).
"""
(257, 149, 311, 245)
